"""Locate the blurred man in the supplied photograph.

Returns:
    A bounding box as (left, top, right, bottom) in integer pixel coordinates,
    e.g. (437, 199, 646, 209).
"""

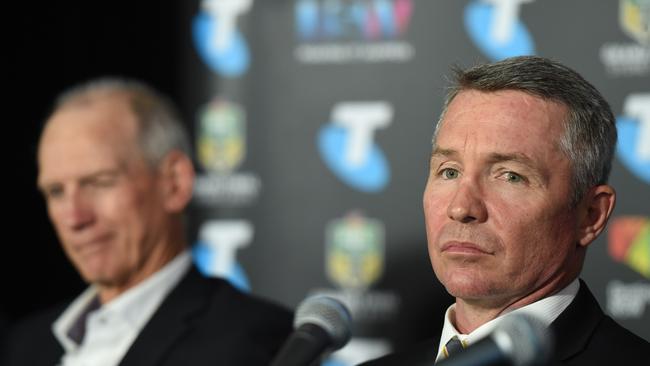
(362, 56, 649, 365)
(3, 79, 292, 365)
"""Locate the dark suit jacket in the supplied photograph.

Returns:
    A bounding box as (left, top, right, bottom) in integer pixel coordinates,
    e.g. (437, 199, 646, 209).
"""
(2, 266, 293, 365)
(359, 280, 650, 366)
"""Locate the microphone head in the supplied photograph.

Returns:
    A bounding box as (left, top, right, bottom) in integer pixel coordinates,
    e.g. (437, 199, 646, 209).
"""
(294, 296, 352, 350)
(491, 312, 554, 366)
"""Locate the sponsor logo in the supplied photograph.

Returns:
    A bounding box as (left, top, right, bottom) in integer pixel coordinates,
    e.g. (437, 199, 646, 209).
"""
(599, 0, 650, 76)
(616, 93, 650, 183)
(193, 0, 253, 77)
(326, 211, 385, 290)
(193, 220, 253, 291)
(314, 211, 398, 365)
(608, 216, 650, 279)
(194, 97, 261, 206)
(194, 173, 261, 205)
(317, 102, 392, 193)
(606, 280, 650, 318)
(464, 0, 536, 61)
(294, 0, 415, 64)
(296, 0, 412, 41)
(620, 0, 650, 45)
(197, 98, 246, 173)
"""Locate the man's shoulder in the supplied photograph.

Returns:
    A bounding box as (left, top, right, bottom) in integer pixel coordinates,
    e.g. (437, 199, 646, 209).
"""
(2, 302, 68, 365)
(152, 265, 293, 338)
(590, 315, 650, 358)
(552, 280, 650, 365)
(554, 314, 650, 366)
(203, 275, 292, 323)
(122, 267, 293, 365)
(173, 266, 292, 320)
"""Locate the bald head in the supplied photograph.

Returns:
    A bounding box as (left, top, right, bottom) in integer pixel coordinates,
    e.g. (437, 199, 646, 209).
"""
(43, 78, 190, 168)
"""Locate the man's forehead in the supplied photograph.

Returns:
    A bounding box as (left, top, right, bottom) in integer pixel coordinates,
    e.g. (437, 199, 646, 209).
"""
(58, 88, 132, 110)
(440, 90, 566, 135)
(50, 92, 135, 124)
(444, 89, 568, 120)
(37, 152, 126, 188)
(42, 94, 140, 146)
(37, 98, 147, 185)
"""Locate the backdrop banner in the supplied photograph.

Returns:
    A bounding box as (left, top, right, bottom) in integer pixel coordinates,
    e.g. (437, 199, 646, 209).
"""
(179, 1, 649, 364)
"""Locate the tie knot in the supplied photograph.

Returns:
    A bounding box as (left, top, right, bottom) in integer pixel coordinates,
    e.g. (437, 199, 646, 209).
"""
(443, 336, 467, 358)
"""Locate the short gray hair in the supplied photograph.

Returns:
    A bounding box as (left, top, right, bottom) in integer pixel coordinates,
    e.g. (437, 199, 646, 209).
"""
(52, 77, 191, 167)
(435, 56, 617, 206)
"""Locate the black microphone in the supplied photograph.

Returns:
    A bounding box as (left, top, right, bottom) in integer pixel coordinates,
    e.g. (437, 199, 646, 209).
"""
(270, 296, 352, 366)
(435, 313, 553, 366)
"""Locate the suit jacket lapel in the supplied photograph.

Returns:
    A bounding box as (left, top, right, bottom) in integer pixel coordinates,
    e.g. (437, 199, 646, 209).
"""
(550, 279, 604, 362)
(119, 267, 210, 366)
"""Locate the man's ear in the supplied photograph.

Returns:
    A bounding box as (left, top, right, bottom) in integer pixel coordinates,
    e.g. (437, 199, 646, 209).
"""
(577, 184, 616, 247)
(158, 150, 195, 213)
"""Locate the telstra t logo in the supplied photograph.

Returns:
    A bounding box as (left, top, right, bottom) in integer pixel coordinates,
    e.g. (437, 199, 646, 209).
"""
(464, 0, 536, 61)
(318, 102, 393, 193)
(193, 0, 252, 77)
(617, 93, 650, 183)
(193, 220, 252, 291)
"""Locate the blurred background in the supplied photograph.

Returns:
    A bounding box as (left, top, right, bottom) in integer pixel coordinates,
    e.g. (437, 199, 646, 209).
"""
(5, 0, 649, 364)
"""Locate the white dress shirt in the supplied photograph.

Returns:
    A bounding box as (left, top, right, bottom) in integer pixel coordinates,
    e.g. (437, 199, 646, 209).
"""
(52, 250, 192, 366)
(435, 279, 580, 362)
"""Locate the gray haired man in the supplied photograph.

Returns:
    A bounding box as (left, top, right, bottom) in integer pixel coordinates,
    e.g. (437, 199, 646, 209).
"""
(362, 56, 649, 365)
(3, 79, 292, 366)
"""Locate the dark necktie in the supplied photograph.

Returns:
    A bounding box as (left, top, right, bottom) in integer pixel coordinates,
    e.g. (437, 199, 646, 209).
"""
(443, 336, 466, 358)
(67, 296, 101, 345)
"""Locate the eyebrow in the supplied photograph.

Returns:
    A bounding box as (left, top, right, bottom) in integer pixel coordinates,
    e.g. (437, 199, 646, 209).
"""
(485, 152, 538, 169)
(430, 148, 458, 160)
(430, 148, 544, 176)
(38, 168, 121, 190)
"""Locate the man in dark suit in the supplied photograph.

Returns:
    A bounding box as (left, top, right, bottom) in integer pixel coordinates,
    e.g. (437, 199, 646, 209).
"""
(361, 56, 649, 365)
(2, 79, 292, 365)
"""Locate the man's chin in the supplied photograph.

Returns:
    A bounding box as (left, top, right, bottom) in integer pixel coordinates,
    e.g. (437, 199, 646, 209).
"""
(78, 266, 115, 286)
(442, 277, 499, 300)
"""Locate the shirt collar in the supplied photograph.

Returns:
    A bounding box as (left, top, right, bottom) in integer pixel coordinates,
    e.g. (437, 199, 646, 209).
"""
(53, 250, 193, 352)
(436, 279, 580, 361)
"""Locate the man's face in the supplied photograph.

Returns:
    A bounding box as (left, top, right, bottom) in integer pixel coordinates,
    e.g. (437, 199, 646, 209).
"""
(424, 89, 583, 305)
(38, 96, 169, 290)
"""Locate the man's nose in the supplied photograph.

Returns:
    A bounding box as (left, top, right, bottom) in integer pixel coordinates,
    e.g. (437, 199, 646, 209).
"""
(447, 180, 487, 223)
(60, 190, 96, 231)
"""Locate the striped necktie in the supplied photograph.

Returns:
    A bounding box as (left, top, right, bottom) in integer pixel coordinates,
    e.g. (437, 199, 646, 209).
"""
(443, 335, 467, 358)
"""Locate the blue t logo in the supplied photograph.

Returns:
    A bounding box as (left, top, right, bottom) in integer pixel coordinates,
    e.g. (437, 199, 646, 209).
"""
(193, 0, 252, 77)
(318, 102, 392, 193)
(617, 93, 650, 184)
(464, 0, 536, 61)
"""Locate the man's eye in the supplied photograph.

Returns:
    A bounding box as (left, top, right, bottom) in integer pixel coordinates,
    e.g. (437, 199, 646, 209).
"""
(88, 175, 118, 188)
(504, 172, 524, 183)
(44, 186, 64, 199)
(94, 178, 116, 187)
(441, 168, 460, 180)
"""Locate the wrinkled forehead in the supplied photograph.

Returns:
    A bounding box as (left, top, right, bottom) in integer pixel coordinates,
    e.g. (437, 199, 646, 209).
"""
(38, 95, 146, 174)
(434, 90, 569, 160)
(435, 89, 568, 144)
(43, 93, 140, 145)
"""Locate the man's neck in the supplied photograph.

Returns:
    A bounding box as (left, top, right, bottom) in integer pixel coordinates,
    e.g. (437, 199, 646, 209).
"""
(98, 230, 187, 304)
(453, 275, 575, 333)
